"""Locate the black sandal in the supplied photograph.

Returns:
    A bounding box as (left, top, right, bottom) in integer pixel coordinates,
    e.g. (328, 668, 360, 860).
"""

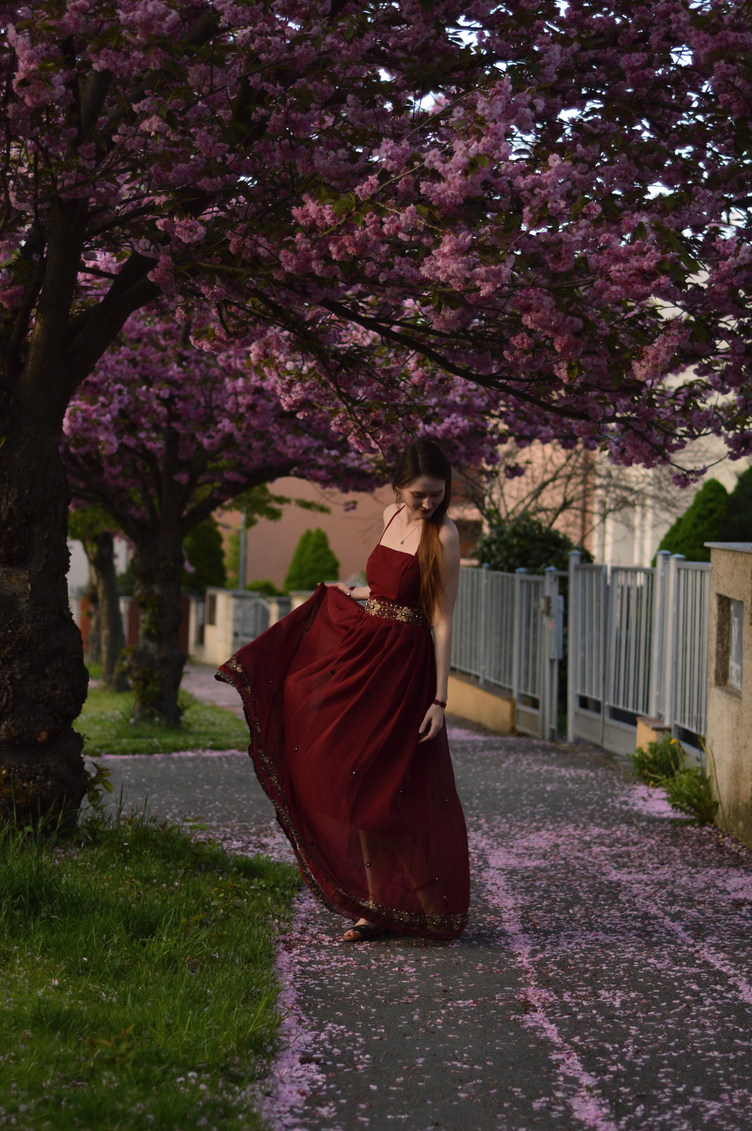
(343, 922, 385, 942)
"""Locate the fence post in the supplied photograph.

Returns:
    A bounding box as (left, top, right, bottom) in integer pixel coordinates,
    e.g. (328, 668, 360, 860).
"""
(649, 550, 671, 719)
(512, 568, 525, 705)
(543, 566, 558, 741)
(662, 554, 684, 734)
(479, 562, 490, 686)
(567, 551, 580, 744)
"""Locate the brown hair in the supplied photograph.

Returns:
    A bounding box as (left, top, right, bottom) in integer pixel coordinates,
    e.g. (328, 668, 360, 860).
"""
(392, 439, 452, 624)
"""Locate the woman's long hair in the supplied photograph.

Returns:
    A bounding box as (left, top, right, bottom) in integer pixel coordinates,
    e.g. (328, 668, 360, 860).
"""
(392, 439, 452, 623)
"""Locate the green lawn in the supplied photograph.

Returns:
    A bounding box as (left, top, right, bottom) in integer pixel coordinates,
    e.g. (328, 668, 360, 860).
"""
(0, 811, 300, 1130)
(77, 687, 248, 756)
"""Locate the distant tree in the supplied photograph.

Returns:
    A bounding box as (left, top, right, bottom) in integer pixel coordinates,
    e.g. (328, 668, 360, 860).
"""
(68, 506, 128, 691)
(473, 516, 592, 575)
(722, 469, 752, 543)
(183, 518, 226, 594)
(285, 530, 340, 592)
(656, 479, 729, 562)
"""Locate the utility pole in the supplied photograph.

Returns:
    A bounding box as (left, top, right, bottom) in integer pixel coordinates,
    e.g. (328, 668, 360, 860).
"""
(238, 508, 247, 590)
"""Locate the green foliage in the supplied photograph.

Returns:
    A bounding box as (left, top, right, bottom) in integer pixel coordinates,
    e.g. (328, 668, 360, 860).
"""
(245, 579, 283, 597)
(631, 734, 718, 825)
(183, 517, 226, 593)
(721, 466, 752, 542)
(284, 527, 340, 591)
(68, 503, 118, 546)
(656, 478, 728, 562)
(630, 735, 685, 785)
(472, 514, 592, 573)
(225, 488, 331, 588)
(117, 561, 136, 596)
(661, 766, 719, 826)
(76, 687, 248, 756)
(0, 811, 299, 1130)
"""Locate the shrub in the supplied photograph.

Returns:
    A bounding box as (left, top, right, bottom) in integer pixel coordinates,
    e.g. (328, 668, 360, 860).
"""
(722, 465, 752, 543)
(631, 734, 718, 825)
(245, 579, 283, 597)
(284, 527, 340, 591)
(472, 514, 592, 573)
(662, 766, 719, 826)
(630, 734, 685, 785)
(655, 478, 728, 563)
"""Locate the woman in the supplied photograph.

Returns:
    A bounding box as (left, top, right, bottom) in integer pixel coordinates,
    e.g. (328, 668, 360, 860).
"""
(215, 439, 470, 941)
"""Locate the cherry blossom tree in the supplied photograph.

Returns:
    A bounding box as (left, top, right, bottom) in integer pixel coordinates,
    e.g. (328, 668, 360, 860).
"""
(62, 309, 501, 724)
(1, 0, 751, 816)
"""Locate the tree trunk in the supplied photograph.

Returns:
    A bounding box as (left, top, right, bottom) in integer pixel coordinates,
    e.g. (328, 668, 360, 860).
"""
(128, 533, 185, 726)
(90, 532, 129, 692)
(0, 425, 89, 823)
(84, 570, 102, 666)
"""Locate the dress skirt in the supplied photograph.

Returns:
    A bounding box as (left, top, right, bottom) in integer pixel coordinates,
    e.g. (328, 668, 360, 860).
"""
(216, 584, 469, 939)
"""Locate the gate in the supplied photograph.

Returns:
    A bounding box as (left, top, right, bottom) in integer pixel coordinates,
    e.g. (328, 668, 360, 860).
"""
(453, 550, 710, 756)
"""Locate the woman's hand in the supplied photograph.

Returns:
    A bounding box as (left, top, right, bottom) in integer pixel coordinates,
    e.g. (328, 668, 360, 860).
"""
(325, 582, 367, 600)
(418, 703, 445, 743)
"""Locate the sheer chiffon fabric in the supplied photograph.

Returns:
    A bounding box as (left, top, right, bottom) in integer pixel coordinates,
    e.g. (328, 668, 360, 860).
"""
(216, 533, 470, 939)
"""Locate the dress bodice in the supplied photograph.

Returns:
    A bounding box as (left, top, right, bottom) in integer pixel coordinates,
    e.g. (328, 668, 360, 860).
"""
(366, 543, 422, 607)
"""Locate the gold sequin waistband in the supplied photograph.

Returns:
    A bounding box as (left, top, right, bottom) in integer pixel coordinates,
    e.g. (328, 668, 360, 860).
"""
(364, 597, 431, 631)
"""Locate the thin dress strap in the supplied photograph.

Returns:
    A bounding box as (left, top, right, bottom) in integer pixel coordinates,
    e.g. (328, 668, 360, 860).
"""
(378, 504, 405, 546)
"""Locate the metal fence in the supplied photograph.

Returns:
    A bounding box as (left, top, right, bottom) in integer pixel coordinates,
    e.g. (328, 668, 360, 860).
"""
(607, 567, 654, 726)
(452, 550, 710, 757)
(232, 593, 270, 650)
(669, 561, 711, 742)
(453, 566, 515, 690)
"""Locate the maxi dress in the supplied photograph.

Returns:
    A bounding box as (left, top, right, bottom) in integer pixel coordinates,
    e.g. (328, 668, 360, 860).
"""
(215, 514, 470, 939)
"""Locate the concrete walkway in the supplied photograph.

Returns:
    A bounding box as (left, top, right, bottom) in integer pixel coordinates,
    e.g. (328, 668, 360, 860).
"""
(91, 674, 752, 1131)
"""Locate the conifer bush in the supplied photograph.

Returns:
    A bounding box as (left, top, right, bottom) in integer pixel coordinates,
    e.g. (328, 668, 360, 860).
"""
(284, 529, 340, 592)
(655, 479, 728, 562)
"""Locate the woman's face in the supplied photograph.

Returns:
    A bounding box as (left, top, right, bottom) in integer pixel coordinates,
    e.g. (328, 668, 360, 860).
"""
(402, 475, 446, 520)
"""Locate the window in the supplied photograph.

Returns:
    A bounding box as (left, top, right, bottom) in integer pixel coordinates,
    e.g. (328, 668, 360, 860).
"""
(716, 595, 743, 692)
(207, 593, 217, 627)
(729, 599, 744, 691)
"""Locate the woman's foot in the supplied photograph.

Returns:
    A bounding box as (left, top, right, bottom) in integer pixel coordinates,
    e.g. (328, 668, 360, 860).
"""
(343, 919, 384, 942)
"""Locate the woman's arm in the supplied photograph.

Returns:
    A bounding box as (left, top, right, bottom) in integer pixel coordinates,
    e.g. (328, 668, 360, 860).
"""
(418, 521, 461, 743)
(327, 581, 371, 600)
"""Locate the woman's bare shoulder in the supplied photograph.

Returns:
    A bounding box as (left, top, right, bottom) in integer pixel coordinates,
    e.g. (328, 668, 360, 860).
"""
(382, 501, 400, 525)
(439, 517, 460, 548)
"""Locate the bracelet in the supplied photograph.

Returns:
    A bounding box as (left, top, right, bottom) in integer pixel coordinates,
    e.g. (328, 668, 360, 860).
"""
(433, 699, 446, 709)
(348, 585, 356, 598)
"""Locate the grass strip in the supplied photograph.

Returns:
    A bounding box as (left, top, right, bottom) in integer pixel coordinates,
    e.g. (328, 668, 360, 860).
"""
(0, 808, 300, 1130)
(77, 687, 248, 756)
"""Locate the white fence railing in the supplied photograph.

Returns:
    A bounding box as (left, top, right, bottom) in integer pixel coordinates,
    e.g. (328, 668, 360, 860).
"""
(452, 550, 710, 757)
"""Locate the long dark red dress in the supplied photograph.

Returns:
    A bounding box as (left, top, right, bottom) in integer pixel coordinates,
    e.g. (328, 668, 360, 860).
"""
(215, 517, 470, 939)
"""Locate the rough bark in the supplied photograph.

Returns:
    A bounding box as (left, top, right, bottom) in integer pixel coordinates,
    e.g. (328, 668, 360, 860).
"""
(128, 532, 185, 726)
(0, 424, 89, 824)
(90, 532, 128, 691)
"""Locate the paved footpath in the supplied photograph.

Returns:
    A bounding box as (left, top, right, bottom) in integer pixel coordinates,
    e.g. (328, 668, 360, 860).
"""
(91, 669, 752, 1131)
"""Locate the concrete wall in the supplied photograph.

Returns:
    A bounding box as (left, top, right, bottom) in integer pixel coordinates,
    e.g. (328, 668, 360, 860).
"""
(705, 543, 752, 847)
(446, 672, 516, 735)
(190, 590, 292, 667)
